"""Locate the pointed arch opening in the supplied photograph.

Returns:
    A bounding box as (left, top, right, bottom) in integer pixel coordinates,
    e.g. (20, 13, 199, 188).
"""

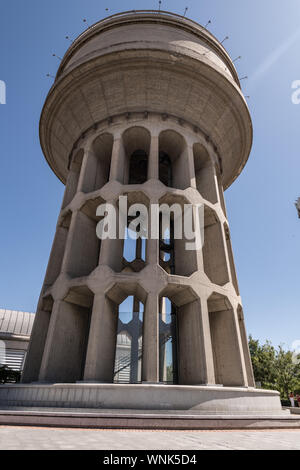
(123, 127, 151, 185)
(159, 130, 189, 189)
(113, 295, 144, 384)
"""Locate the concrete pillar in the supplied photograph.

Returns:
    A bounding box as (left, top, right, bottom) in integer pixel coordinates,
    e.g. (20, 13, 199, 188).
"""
(78, 147, 111, 193)
(39, 299, 91, 383)
(216, 172, 227, 216)
(147, 134, 159, 179)
(147, 201, 159, 265)
(22, 301, 52, 383)
(224, 224, 240, 295)
(77, 148, 89, 193)
(209, 305, 247, 387)
(173, 146, 191, 190)
(98, 201, 124, 272)
(177, 299, 213, 385)
(109, 136, 128, 184)
(129, 302, 141, 383)
(187, 145, 196, 189)
(43, 225, 69, 290)
(84, 293, 118, 382)
(142, 292, 159, 382)
(198, 298, 216, 384)
(61, 210, 100, 278)
(237, 306, 255, 387)
(62, 150, 84, 208)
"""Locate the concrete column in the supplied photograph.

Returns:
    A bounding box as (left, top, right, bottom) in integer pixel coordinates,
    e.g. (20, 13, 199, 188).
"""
(39, 299, 91, 383)
(232, 308, 250, 387)
(109, 135, 128, 184)
(172, 146, 191, 190)
(60, 211, 77, 274)
(177, 299, 213, 385)
(224, 224, 240, 295)
(237, 306, 255, 387)
(61, 151, 84, 208)
(187, 145, 196, 189)
(84, 293, 118, 382)
(77, 148, 90, 193)
(130, 301, 141, 383)
(78, 147, 111, 193)
(216, 171, 227, 216)
(147, 134, 159, 179)
(21, 304, 52, 383)
(61, 210, 100, 278)
(98, 201, 124, 272)
(209, 305, 247, 387)
(142, 292, 159, 382)
(198, 298, 216, 384)
(43, 225, 69, 290)
(147, 202, 159, 265)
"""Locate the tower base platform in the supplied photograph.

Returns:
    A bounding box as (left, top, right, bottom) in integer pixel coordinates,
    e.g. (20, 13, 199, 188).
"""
(1, 407, 300, 430)
(1, 383, 299, 429)
(0, 383, 285, 414)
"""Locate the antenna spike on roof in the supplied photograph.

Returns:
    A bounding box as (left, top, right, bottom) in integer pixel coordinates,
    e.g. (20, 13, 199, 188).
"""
(220, 36, 229, 44)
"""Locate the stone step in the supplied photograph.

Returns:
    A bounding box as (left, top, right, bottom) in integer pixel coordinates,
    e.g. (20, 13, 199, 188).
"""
(1, 407, 300, 430)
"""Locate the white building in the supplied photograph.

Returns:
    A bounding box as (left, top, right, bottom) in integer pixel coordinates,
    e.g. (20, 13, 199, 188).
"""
(0, 309, 35, 372)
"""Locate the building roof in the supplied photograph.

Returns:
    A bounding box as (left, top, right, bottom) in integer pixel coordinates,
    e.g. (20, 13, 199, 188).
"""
(0, 309, 35, 337)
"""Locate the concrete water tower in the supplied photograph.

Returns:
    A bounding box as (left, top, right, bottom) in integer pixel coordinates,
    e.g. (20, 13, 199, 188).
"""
(12, 10, 283, 414)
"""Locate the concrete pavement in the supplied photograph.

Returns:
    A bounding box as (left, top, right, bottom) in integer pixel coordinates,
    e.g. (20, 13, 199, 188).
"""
(1, 426, 300, 450)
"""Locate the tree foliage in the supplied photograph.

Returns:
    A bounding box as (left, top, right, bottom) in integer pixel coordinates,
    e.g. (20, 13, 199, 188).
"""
(249, 335, 300, 400)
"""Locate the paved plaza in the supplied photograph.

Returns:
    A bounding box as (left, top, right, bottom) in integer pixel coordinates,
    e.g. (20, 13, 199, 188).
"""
(0, 426, 300, 450)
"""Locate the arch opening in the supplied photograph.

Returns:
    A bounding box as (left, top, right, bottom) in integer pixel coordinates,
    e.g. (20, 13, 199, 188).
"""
(203, 207, 230, 286)
(159, 196, 199, 277)
(193, 143, 218, 203)
(82, 133, 113, 192)
(159, 130, 189, 189)
(113, 296, 144, 384)
(64, 198, 103, 278)
(159, 296, 178, 384)
(123, 127, 150, 185)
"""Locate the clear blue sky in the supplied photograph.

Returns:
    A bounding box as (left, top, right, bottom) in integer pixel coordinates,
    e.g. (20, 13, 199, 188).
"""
(0, 0, 299, 349)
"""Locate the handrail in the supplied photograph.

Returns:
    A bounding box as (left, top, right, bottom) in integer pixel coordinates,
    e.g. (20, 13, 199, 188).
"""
(113, 333, 172, 377)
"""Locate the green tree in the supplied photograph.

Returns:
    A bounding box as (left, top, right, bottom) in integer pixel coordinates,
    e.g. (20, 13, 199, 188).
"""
(275, 346, 300, 400)
(248, 336, 300, 400)
(248, 336, 277, 389)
